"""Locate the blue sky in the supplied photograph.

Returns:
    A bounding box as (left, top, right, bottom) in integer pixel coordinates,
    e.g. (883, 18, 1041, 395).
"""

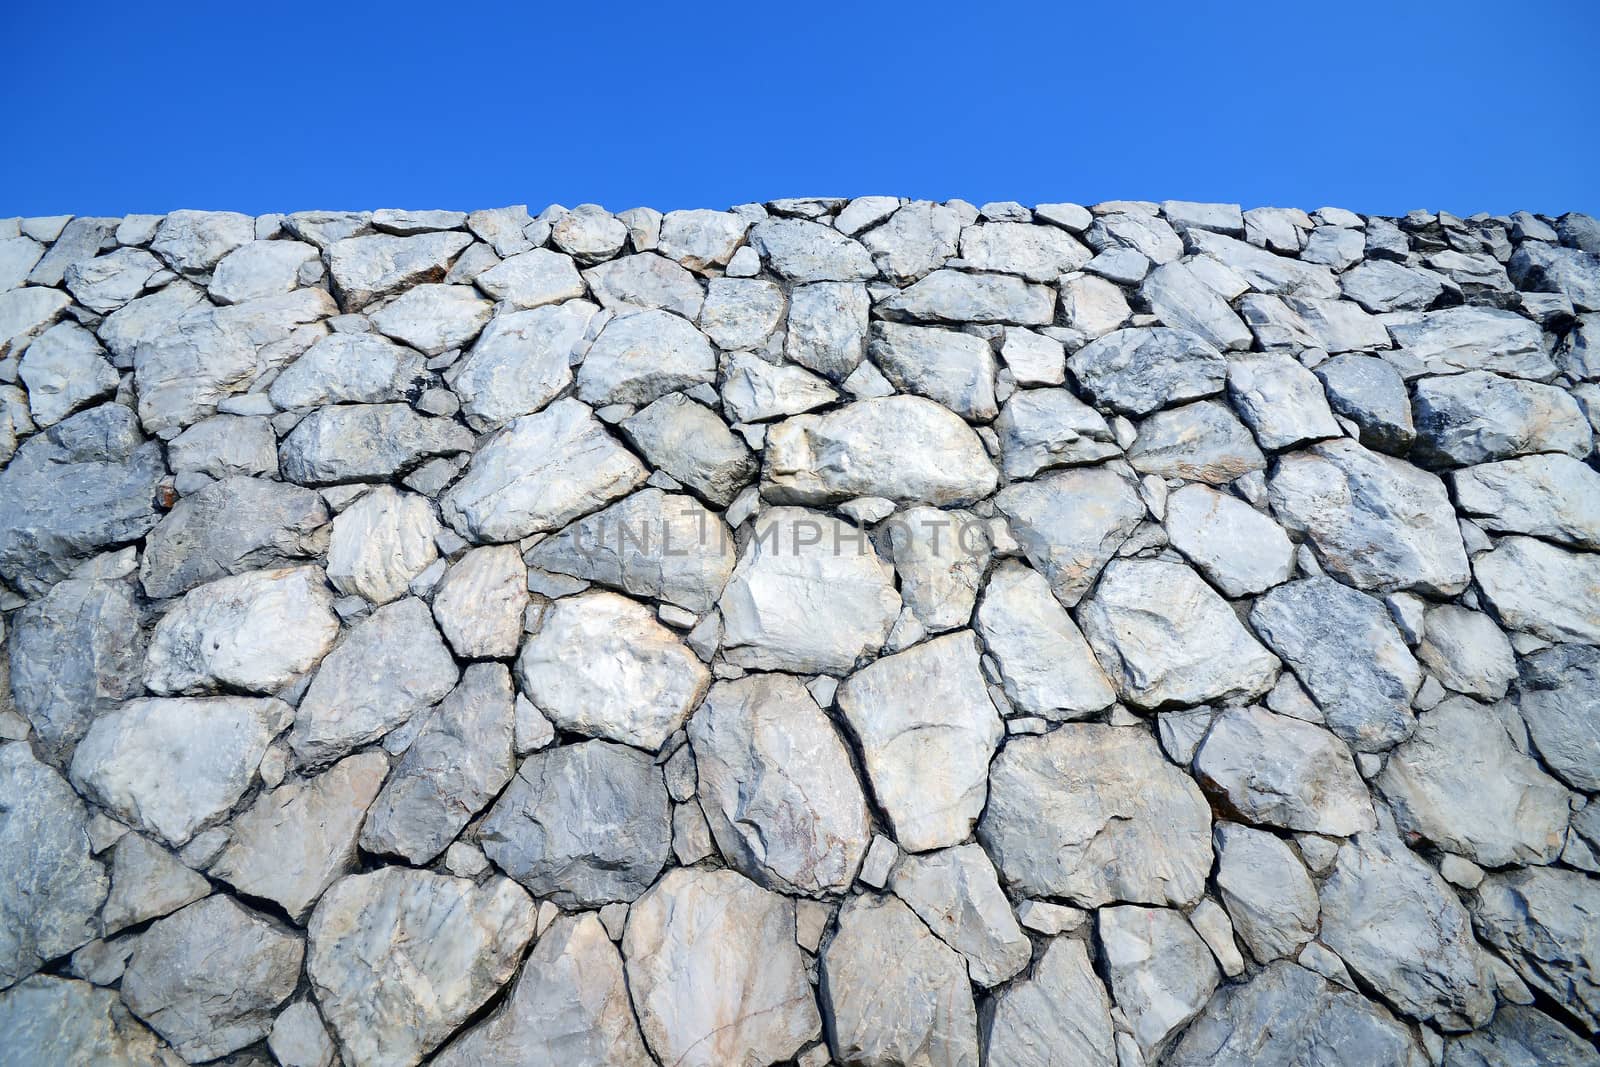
(3, 1, 1595, 218)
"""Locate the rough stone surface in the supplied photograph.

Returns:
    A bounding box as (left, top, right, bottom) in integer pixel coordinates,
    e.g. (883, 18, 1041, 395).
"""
(984, 937, 1116, 1067)
(1099, 904, 1220, 1059)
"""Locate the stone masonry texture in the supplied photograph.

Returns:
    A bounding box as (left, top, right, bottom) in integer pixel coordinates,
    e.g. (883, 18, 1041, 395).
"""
(2, 198, 1600, 1065)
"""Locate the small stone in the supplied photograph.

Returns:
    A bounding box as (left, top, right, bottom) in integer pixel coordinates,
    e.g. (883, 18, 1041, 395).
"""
(1189, 898, 1246, 978)
(858, 834, 898, 888)
(269, 999, 337, 1067)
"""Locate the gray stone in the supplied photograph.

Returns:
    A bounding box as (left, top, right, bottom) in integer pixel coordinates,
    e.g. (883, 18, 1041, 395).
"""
(1067, 327, 1227, 416)
(1514, 644, 1600, 792)
(474, 247, 586, 309)
(577, 308, 716, 407)
(1058, 272, 1131, 336)
(1186, 228, 1339, 297)
(1416, 605, 1516, 699)
(1471, 866, 1600, 1031)
(209, 240, 319, 304)
(1193, 706, 1377, 835)
(149, 210, 254, 275)
(1079, 558, 1280, 709)
(721, 351, 838, 423)
(1452, 454, 1600, 550)
(211, 751, 389, 921)
(888, 504, 990, 632)
(280, 402, 473, 485)
(17, 322, 119, 426)
(1227, 353, 1342, 450)
(429, 544, 528, 659)
(306, 867, 536, 1067)
(698, 277, 784, 350)
(327, 231, 474, 307)
(748, 218, 875, 281)
(1268, 439, 1470, 596)
(1141, 259, 1252, 349)
(290, 597, 459, 766)
(1085, 210, 1184, 263)
(1250, 577, 1421, 750)
(658, 209, 752, 271)
(269, 999, 337, 1067)
(821, 892, 979, 1067)
(168, 413, 278, 478)
(1315, 353, 1416, 452)
(1442, 1004, 1599, 1067)
(1474, 536, 1600, 644)
(958, 221, 1090, 281)
(870, 321, 997, 419)
(978, 724, 1212, 906)
(994, 466, 1144, 607)
(983, 937, 1116, 1067)
(1127, 399, 1266, 484)
(1509, 240, 1600, 311)
(861, 200, 964, 282)
(619, 394, 756, 507)
(994, 387, 1119, 477)
(1319, 832, 1494, 1030)
(441, 398, 646, 541)
(140, 476, 328, 599)
(1413, 371, 1591, 467)
(369, 282, 493, 356)
(448, 301, 598, 428)
(1098, 905, 1219, 1059)
(325, 486, 438, 604)
(889, 843, 1030, 986)
(837, 632, 1002, 852)
(0, 975, 170, 1065)
(1214, 822, 1319, 962)
(100, 832, 210, 934)
(625, 868, 821, 1067)
(785, 281, 870, 381)
(1341, 260, 1450, 312)
(880, 269, 1055, 325)
(1388, 306, 1556, 378)
(688, 673, 871, 894)
(516, 590, 708, 751)
(1164, 484, 1295, 596)
(70, 696, 291, 846)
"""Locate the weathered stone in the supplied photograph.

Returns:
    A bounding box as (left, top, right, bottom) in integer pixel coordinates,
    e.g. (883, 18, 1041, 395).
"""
(0, 975, 170, 1065)
(979, 724, 1212, 906)
(983, 937, 1116, 1067)
(719, 507, 901, 673)
(975, 560, 1115, 718)
(1080, 558, 1280, 709)
(619, 394, 757, 507)
(1098, 905, 1220, 1059)
(429, 545, 528, 659)
(861, 200, 963, 282)
(17, 322, 119, 427)
(625, 868, 821, 1067)
(307, 867, 536, 1067)
(784, 281, 870, 381)
(1319, 832, 1494, 1030)
(870, 321, 997, 419)
(168, 413, 278, 478)
(516, 590, 708, 751)
(689, 674, 871, 894)
(1451, 454, 1600, 550)
(889, 844, 1030, 986)
(821, 892, 979, 1067)
(140, 476, 327, 599)
(576, 308, 716, 406)
(1058, 272, 1131, 336)
(1186, 229, 1339, 297)
(323, 486, 438, 605)
(144, 565, 340, 695)
(1085, 210, 1184, 263)
(1193, 706, 1377, 835)
(887, 504, 989, 632)
(658, 209, 752, 271)
(1226, 353, 1342, 451)
(1387, 307, 1556, 378)
(1413, 370, 1591, 467)
(1340, 259, 1449, 312)
(764, 396, 998, 505)
(1472, 866, 1600, 1031)
(121, 894, 303, 1061)
(1250, 577, 1421, 750)
(1268, 438, 1470, 595)
(1509, 240, 1600, 311)
(1474, 536, 1600, 644)
(480, 739, 670, 905)
(993, 387, 1120, 477)
(1416, 605, 1517, 699)
(1442, 1004, 1599, 1067)
(1515, 644, 1600, 792)
(1315, 352, 1416, 451)
(959, 221, 1090, 281)
(327, 231, 473, 307)
(1164, 484, 1294, 596)
(880, 269, 1055, 325)
(290, 597, 459, 766)
(1066, 327, 1227, 416)
(1142, 259, 1252, 349)
(280, 402, 473, 485)
(446, 301, 597, 428)
(71, 696, 291, 846)
(1127, 399, 1266, 484)
(721, 350, 837, 422)
(748, 218, 875, 282)
(994, 466, 1144, 607)
(100, 832, 210, 934)
(369, 282, 493, 356)
(441, 398, 646, 541)
(1214, 822, 1319, 962)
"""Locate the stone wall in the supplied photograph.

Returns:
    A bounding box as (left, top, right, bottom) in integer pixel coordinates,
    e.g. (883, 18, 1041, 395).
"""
(1, 198, 1599, 1066)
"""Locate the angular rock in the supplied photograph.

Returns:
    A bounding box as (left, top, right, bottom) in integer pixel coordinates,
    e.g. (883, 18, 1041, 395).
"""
(1341, 259, 1449, 312)
(1164, 484, 1295, 596)
(429, 544, 529, 659)
(1250, 577, 1421, 750)
(327, 231, 474, 307)
(1214, 822, 1319, 962)
(983, 937, 1116, 1067)
(451, 301, 599, 428)
(121, 895, 303, 1061)
(1472, 866, 1600, 1030)
(658, 209, 752, 271)
(1515, 644, 1600, 792)
(474, 248, 586, 309)
(70, 696, 291, 846)
(208, 239, 319, 304)
(440, 398, 646, 541)
(149, 210, 254, 274)
(889, 844, 1030, 987)
(1186, 229, 1339, 297)
(1412, 371, 1591, 467)
(870, 322, 997, 419)
(140, 476, 328, 599)
(1085, 210, 1184, 264)
(618, 394, 757, 507)
(1227, 353, 1342, 450)
(326, 486, 439, 604)
(1416, 605, 1517, 699)
(785, 281, 870, 381)
(1474, 536, 1600, 644)
(1193, 706, 1377, 835)
(1127, 399, 1267, 484)
(880, 269, 1055, 325)
(290, 597, 459, 766)
(168, 413, 278, 478)
(993, 387, 1120, 478)
(269, 328, 427, 409)
(837, 632, 1003, 852)
(1268, 439, 1470, 596)
(1057, 272, 1131, 336)
(211, 751, 389, 921)
(722, 355, 840, 427)
(1142, 259, 1252, 350)
(698, 277, 784, 350)
(748, 218, 875, 281)
(958, 221, 1091, 281)
(1387, 306, 1556, 378)
(369, 282, 493, 356)
(576, 308, 716, 406)
(100, 832, 210, 934)
(17, 322, 119, 427)
(279, 402, 473, 485)
(821, 892, 979, 1067)
(994, 466, 1144, 607)
(1080, 558, 1280, 709)
(1442, 1004, 1599, 1067)
(0, 975, 170, 1065)
(888, 504, 990, 632)
(980, 723, 1211, 906)
(1098, 905, 1220, 1059)
(480, 739, 671, 905)
(516, 590, 708, 751)
(1315, 352, 1416, 452)
(1509, 240, 1600, 311)
(975, 560, 1115, 718)
(688, 673, 872, 894)
(307, 868, 536, 1067)
(718, 507, 901, 673)
(861, 200, 963, 282)
(1451, 454, 1600, 550)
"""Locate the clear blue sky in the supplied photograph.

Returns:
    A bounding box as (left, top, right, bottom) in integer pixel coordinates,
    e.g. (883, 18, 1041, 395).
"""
(4, 1, 1596, 218)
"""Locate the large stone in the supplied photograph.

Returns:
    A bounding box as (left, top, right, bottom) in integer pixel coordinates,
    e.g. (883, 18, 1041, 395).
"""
(1227, 353, 1342, 450)
(473, 248, 585, 309)
(994, 466, 1144, 607)
(440, 398, 646, 542)
(1240, 293, 1390, 353)
(821, 892, 979, 1067)
(1142, 259, 1252, 349)
(480, 739, 671, 906)
(658, 209, 752, 271)
(983, 937, 1116, 1067)
(1341, 259, 1449, 312)
(1472, 866, 1600, 1030)
(210, 752, 389, 922)
(975, 560, 1115, 718)
(719, 507, 901, 673)
(1474, 536, 1600, 644)
(1098, 905, 1220, 1059)
(121, 895, 302, 1061)
(428, 545, 529, 659)
(16, 322, 119, 427)
(618, 394, 757, 507)
(861, 200, 963, 282)
(449, 301, 598, 428)
(1250, 577, 1421, 750)
(699, 278, 785, 351)
(958, 221, 1091, 281)
(1164, 484, 1295, 596)
(1442, 1004, 1599, 1067)
(140, 476, 328, 599)
(748, 218, 875, 281)
(208, 239, 319, 304)
(0, 975, 170, 1065)
(1268, 438, 1470, 596)
(0, 403, 165, 594)
(1192, 705, 1377, 835)
(99, 832, 210, 935)
(516, 590, 708, 751)
(359, 664, 513, 864)
(763, 395, 999, 506)
(1066, 326, 1227, 416)
(432, 913, 653, 1067)
(143, 565, 341, 695)
(70, 696, 291, 846)
(307, 868, 537, 1067)
(1126, 399, 1267, 484)
(1451, 454, 1600, 550)
(785, 281, 870, 381)
(1319, 832, 1494, 1030)
(576, 308, 716, 406)
(721, 351, 840, 423)
(869, 321, 997, 419)
(1509, 240, 1600, 311)
(625, 868, 821, 1067)
(889, 843, 1030, 987)
(1315, 353, 1417, 451)
(279, 402, 473, 485)
(993, 387, 1120, 478)
(1214, 822, 1319, 962)
(1412, 371, 1591, 467)
(369, 282, 493, 356)
(326, 486, 439, 604)
(888, 504, 990, 632)
(1085, 210, 1184, 263)
(837, 632, 1003, 852)
(1386, 306, 1556, 378)
(149, 210, 254, 274)
(1416, 604, 1517, 700)
(289, 597, 459, 766)
(1167, 961, 1428, 1067)
(688, 673, 871, 894)
(326, 231, 474, 307)
(979, 724, 1211, 905)
(1378, 696, 1571, 867)
(880, 269, 1055, 325)
(166, 413, 277, 478)
(1185, 229, 1340, 297)
(1515, 644, 1600, 792)
(1079, 558, 1280, 709)
(0, 744, 108, 989)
